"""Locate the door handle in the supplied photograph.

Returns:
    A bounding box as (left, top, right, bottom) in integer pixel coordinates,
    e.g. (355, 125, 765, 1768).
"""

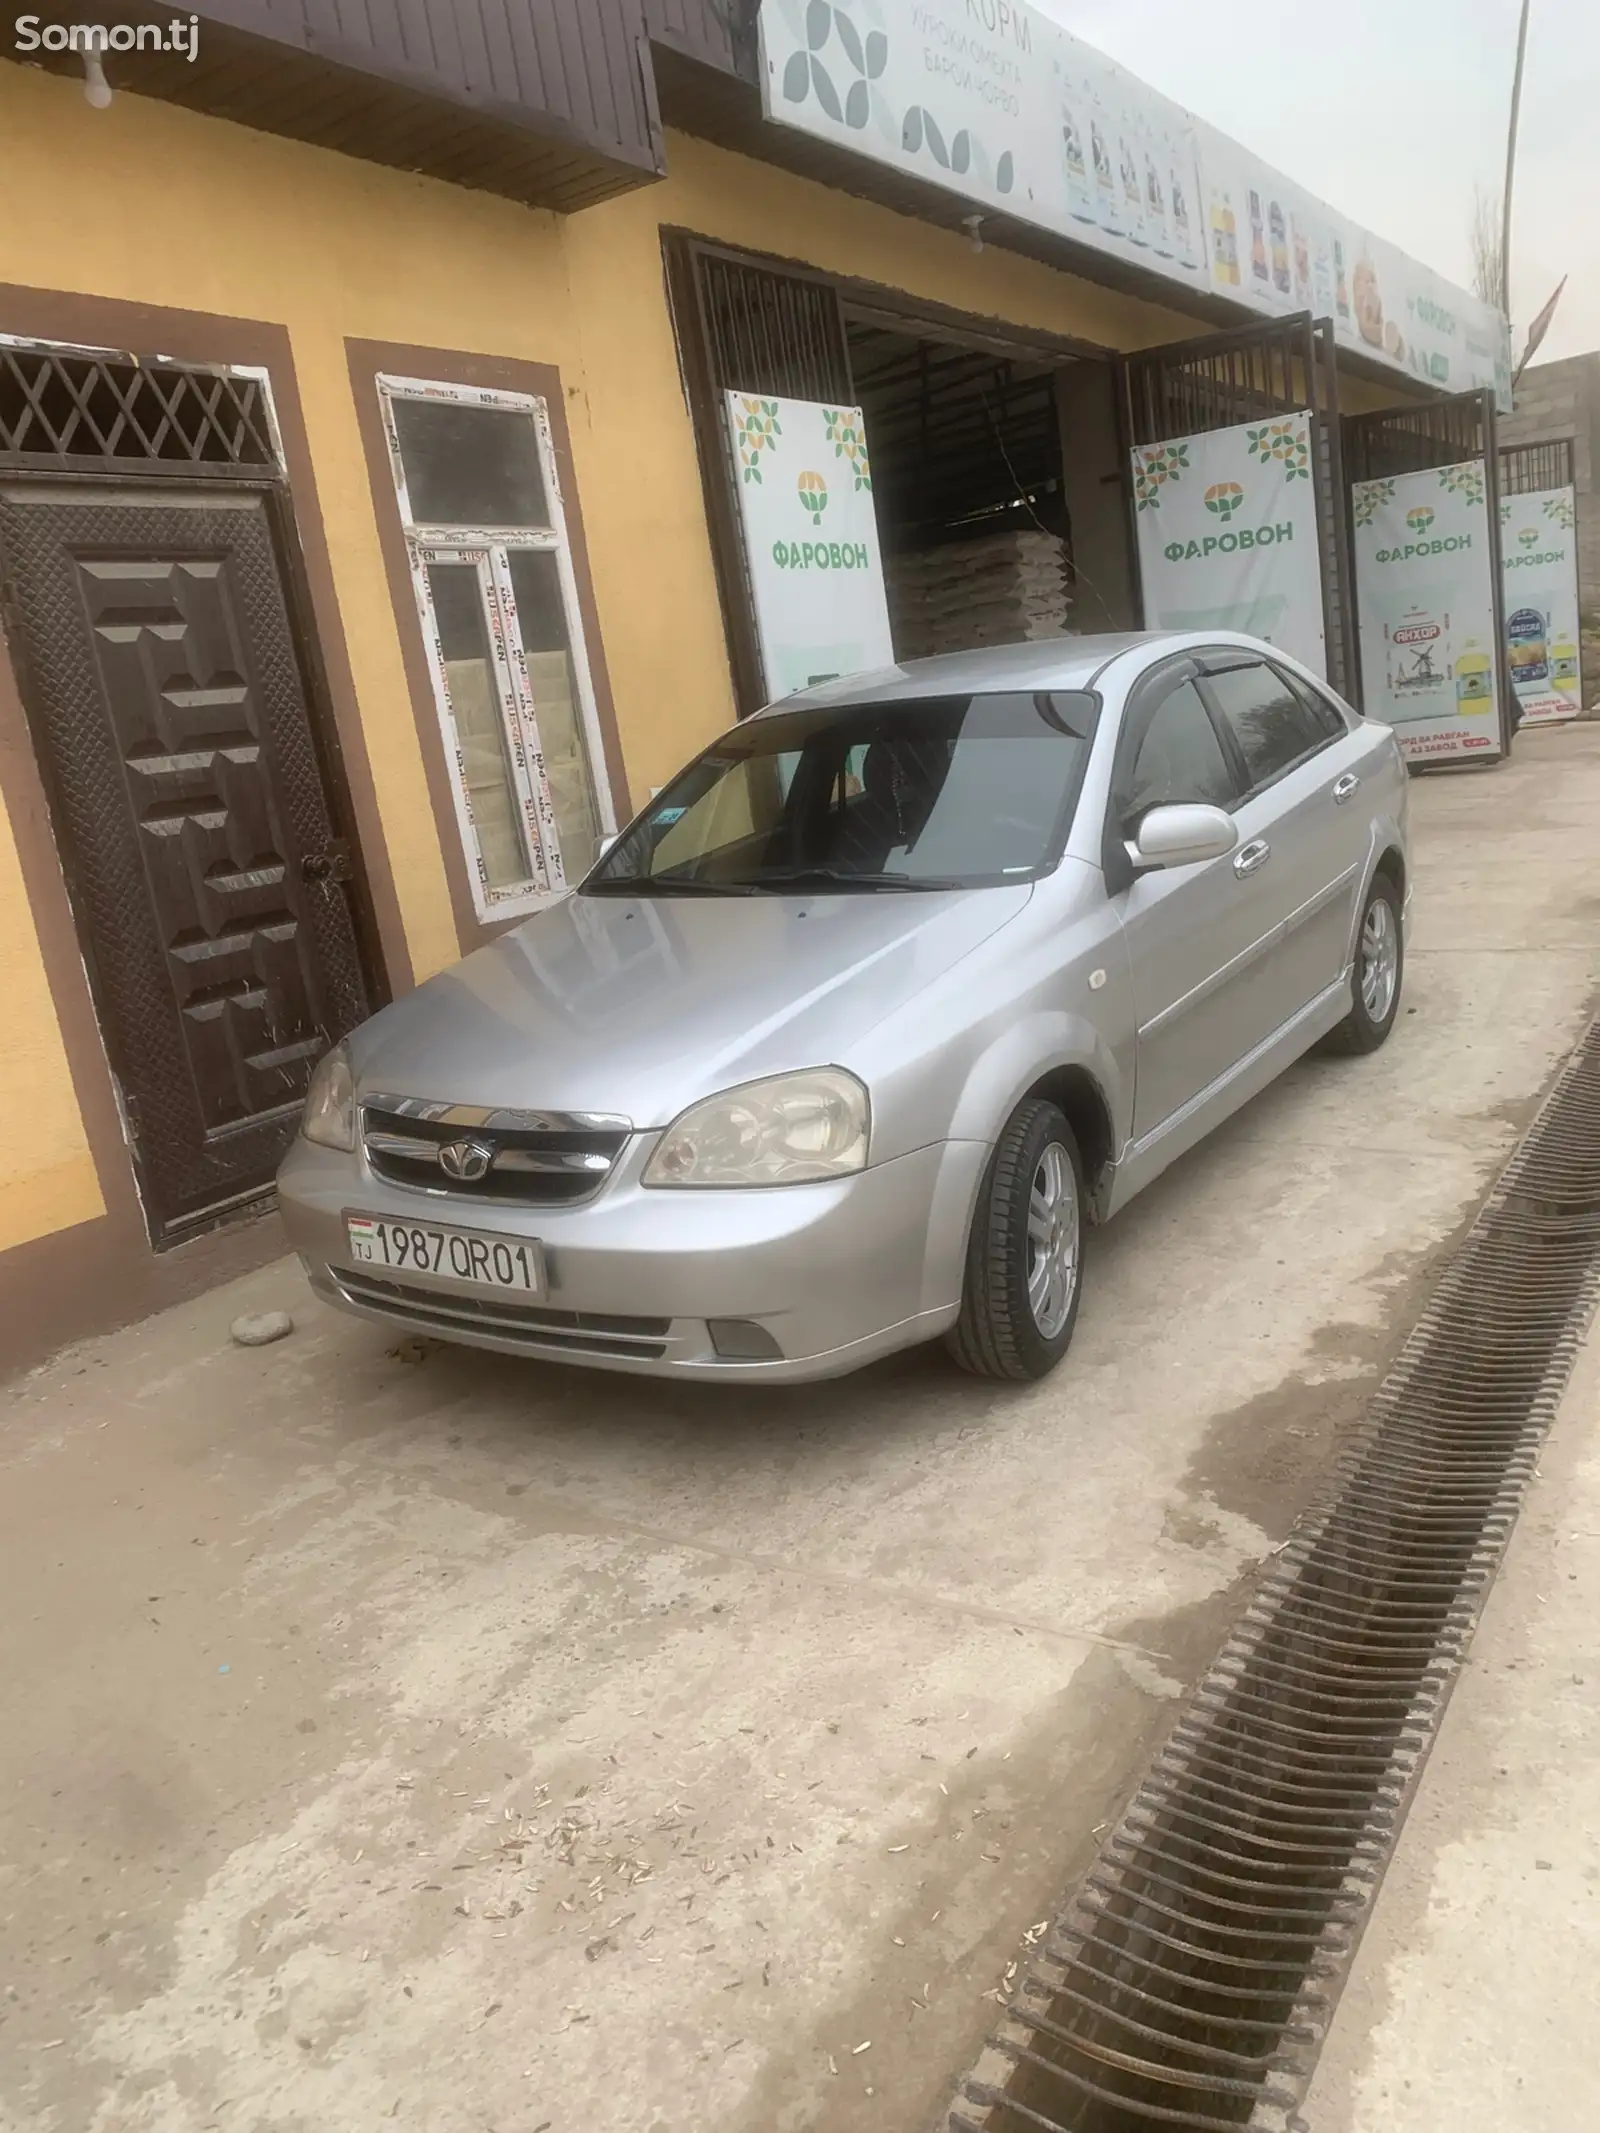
(1331, 772, 1361, 804)
(1233, 839, 1271, 877)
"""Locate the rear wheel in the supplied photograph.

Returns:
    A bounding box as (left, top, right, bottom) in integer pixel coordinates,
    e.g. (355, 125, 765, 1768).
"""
(946, 1099, 1085, 1382)
(1327, 873, 1404, 1055)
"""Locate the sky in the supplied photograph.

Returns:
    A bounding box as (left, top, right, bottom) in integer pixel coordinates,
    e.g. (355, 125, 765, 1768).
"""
(1034, 0, 1599, 368)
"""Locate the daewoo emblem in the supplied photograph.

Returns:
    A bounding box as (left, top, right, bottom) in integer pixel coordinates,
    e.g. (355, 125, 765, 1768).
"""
(439, 1138, 493, 1183)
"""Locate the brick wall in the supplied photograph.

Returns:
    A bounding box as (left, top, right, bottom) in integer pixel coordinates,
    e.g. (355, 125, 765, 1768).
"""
(1500, 352, 1600, 711)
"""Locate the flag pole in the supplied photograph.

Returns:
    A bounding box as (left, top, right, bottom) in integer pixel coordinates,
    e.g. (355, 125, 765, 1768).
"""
(1500, 0, 1531, 321)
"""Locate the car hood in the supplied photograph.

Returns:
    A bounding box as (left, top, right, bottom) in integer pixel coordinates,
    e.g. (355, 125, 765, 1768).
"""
(351, 886, 1032, 1125)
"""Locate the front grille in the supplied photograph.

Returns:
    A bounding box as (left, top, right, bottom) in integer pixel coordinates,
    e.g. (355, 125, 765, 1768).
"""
(362, 1099, 631, 1206)
(334, 1268, 672, 1359)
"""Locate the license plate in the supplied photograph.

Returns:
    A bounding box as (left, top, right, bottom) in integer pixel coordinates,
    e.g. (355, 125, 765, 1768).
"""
(344, 1214, 544, 1296)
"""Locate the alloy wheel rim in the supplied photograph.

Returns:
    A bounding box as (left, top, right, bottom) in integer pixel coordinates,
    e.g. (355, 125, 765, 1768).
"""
(1361, 898, 1398, 1023)
(1027, 1141, 1080, 1340)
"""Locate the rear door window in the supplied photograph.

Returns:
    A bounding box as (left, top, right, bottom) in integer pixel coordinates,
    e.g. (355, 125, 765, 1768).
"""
(1201, 659, 1342, 793)
(1276, 665, 1353, 740)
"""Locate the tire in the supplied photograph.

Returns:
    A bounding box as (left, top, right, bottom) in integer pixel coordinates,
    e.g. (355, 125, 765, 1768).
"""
(1327, 872, 1404, 1055)
(946, 1099, 1086, 1382)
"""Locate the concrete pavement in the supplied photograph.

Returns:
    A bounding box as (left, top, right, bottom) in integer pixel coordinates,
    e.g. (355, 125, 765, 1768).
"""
(2, 723, 1599, 2133)
(1305, 1240, 1600, 2133)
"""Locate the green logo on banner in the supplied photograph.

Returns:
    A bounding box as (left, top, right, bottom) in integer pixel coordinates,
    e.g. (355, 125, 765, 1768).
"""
(1204, 481, 1244, 521)
(1406, 505, 1435, 536)
(1439, 462, 1485, 505)
(1246, 420, 1310, 480)
(1133, 441, 1190, 512)
(797, 470, 829, 525)
(732, 397, 782, 485)
(1164, 522, 1296, 563)
(823, 409, 873, 493)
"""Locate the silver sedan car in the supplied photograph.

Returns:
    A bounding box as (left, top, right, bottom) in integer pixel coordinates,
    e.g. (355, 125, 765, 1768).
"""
(278, 631, 1409, 1384)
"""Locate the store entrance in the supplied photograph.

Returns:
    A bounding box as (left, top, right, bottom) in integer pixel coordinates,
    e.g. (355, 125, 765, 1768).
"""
(843, 312, 1074, 665)
(666, 236, 1137, 715)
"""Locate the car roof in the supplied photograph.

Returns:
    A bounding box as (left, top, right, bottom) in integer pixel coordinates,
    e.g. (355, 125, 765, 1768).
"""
(758, 632, 1193, 711)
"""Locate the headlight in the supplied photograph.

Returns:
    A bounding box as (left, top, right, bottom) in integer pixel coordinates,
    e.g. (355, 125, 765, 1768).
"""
(301, 1041, 356, 1152)
(643, 1068, 869, 1188)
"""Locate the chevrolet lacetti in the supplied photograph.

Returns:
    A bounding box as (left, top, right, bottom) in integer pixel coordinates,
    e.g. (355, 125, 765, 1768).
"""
(278, 631, 1410, 1385)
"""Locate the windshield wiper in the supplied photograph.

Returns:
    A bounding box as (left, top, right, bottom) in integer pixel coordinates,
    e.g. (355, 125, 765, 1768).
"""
(739, 866, 963, 892)
(584, 875, 762, 897)
(586, 867, 965, 897)
(584, 870, 772, 895)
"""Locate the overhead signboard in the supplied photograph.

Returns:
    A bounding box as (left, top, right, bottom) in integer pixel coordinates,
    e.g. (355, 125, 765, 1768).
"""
(1130, 412, 1327, 675)
(1351, 460, 1505, 764)
(757, 0, 1511, 406)
(1499, 485, 1582, 724)
(723, 391, 897, 702)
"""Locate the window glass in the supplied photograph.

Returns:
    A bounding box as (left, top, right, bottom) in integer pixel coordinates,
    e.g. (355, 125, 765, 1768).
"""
(507, 550, 601, 880)
(392, 397, 550, 529)
(427, 562, 529, 892)
(1279, 666, 1351, 742)
(1205, 660, 1338, 788)
(1121, 679, 1237, 827)
(587, 691, 1100, 894)
(382, 378, 613, 911)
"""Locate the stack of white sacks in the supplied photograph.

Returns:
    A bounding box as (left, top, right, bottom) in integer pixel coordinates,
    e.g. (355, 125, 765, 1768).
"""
(886, 527, 1073, 662)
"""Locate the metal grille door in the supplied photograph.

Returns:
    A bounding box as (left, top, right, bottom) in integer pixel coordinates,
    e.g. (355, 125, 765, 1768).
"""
(1345, 387, 1510, 749)
(665, 237, 857, 713)
(0, 486, 370, 1243)
(1344, 387, 1499, 484)
(1120, 313, 1357, 703)
(1501, 434, 1575, 497)
(690, 248, 855, 402)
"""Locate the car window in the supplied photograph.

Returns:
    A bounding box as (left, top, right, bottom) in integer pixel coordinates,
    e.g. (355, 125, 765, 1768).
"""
(586, 690, 1102, 893)
(1120, 678, 1238, 829)
(1277, 665, 1352, 741)
(1204, 660, 1341, 789)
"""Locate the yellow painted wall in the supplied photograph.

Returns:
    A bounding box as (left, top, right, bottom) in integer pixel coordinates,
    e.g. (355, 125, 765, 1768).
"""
(0, 57, 1378, 1262)
(0, 801, 106, 1252)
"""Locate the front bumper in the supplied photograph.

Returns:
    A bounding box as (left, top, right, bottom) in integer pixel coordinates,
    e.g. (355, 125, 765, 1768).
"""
(277, 1132, 987, 1383)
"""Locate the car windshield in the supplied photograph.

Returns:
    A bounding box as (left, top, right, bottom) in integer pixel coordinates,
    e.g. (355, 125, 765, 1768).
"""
(584, 690, 1101, 895)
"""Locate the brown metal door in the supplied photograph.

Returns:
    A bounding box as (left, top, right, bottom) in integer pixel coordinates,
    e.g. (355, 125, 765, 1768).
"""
(0, 484, 370, 1244)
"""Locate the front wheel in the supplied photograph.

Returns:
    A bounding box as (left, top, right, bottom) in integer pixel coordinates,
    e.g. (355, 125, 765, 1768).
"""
(1327, 873, 1404, 1055)
(946, 1099, 1085, 1383)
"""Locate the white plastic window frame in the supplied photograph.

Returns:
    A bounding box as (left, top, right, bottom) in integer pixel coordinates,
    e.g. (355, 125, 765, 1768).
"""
(377, 374, 616, 922)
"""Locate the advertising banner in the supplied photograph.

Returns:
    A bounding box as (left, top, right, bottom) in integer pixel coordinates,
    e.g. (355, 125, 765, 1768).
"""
(756, 0, 1511, 405)
(1499, 485, 1582, 725)
(723, 392, 897, 701)
(1130, 412, 1327, 676)
(1351, 461, 1504, 764)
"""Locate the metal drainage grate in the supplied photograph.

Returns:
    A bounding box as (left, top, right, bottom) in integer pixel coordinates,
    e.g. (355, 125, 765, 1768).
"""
(951, 1014, 1600, 2133)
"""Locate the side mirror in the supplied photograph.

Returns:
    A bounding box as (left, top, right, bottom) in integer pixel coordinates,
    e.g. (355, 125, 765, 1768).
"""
(597, 833, 619, 858)
(1130, 803, 1239, 870)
